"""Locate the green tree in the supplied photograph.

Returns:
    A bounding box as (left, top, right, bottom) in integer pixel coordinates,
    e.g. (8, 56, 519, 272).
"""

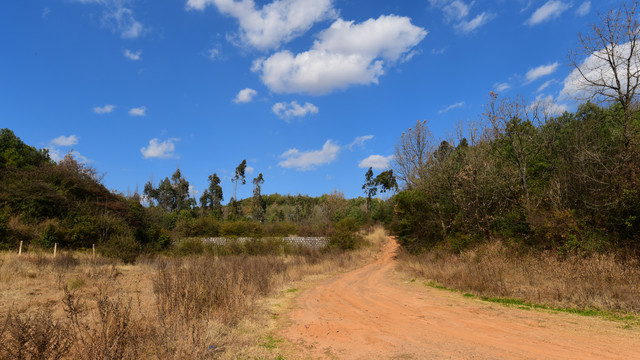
(362, 167, 377, 212)
(200, 173, 224, 218)
(252, 173, 265, 222)
(232, 159, 247, 201)
(0, 128, 51, 169)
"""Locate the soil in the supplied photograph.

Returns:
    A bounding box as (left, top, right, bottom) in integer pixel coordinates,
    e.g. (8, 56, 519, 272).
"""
(280, 237, 640, 359)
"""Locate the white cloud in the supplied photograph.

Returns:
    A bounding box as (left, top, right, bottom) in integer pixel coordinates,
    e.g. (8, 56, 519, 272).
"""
(439, 101, 465, 114)
(233, 88, 258, 103)
(76, 0, 146, 38)
(207, 48, 220, 61)
(51, 135, 79, 147)
(93, 104, 115, 114)
(272, 101, 318, 120)
(129, 106, 147, 116)
(525, 62, 559, 83)
(47, 149, 90, 164)
(358, 154, 393, 170)
(42, 8, 51, 19)
(246, 166, 254, 174)
(576, 2, 590, 16)
(537, 79, 555, 92)
(454, 12, 494, 33)
(253, 15, 426, 95)
(348, 135, 374, 149)
(494, 82, 511, 92)
(278, 139, 340, 170)
(429, 0, 494, 33)
(141, 138, 179, 159)
(525, 1, 571, 26)
(431, 47, 446, 55)
(441, 1, 470, 23)
(561, 42, 640, 101)
(534, 94, 568, 115)
(124, 49, 142, 61)
(186, 0, 336, 51)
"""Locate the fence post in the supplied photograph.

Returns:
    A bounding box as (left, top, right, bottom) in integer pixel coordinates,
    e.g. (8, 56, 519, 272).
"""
(18, 241, 23, 256)
(54, 243, 57, 257)
(92, 244, 95, 259)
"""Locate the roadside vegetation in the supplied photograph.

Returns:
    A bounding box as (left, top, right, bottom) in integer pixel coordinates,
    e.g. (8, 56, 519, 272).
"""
(390, 1, 640, 316)
(0, 228, 387, 359)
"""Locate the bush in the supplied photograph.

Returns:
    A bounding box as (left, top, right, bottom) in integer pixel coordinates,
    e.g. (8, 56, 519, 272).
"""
(99, 234, 140, 264)
(329, 217, 361, 250)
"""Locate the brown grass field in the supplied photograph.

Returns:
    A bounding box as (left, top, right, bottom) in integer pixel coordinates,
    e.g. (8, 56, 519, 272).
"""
(398, 241, 640, 314)
(0, 228, 387, 359)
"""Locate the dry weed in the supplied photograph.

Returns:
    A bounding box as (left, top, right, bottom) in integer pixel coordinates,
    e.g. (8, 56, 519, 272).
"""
(399, 241, 640, 313)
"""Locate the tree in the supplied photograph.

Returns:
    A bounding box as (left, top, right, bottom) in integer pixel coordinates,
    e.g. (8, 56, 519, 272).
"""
(0, 128, 51, 169)
(171, 169, 191, 211)
(362, 167, 377, 212)
(393, 120, 435, 189)
(232, 159, 247, 200)
(485, 93, 548, 214)
(567, 0, 640, 148)
(251, 173, 265, 222)
(374, 169, 398, 194)
(200, 173, 223, 217)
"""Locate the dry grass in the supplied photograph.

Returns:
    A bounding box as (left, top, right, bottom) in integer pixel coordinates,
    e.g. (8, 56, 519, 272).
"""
(398, 241, 640, 314)
(0, 228, 387, 359)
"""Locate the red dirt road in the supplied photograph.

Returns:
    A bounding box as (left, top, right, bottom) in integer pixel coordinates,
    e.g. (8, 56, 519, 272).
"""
(281, 238, 640, 359)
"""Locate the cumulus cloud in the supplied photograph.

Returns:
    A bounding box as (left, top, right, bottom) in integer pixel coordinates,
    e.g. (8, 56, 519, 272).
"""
(278, 139, 340, 170)
(245, 166, 254, 174)
(233, 88, 258, 103)
(252, 15, 426, 95)
(358, 154, 393, 170)
(525, 62, 559, 83)
(76, 0, 146, 38)
(51, 135, 79, 147)
(439, 101, 465, 114)
(561, 42, 640, 101)
(141, 138, 179, 159)
(272, 101, 318, 120)
(93, 104, 115, 114)
(348, 135, 374, 150)
(129, 106, 147, 116)
(576, 2, 590, 17)
(429, 0, 494, 33)
(124, 49, 142, 60)
(494, 82, 511, 92)
(186, 0, 336, 51)
(525, 1, 570, 26)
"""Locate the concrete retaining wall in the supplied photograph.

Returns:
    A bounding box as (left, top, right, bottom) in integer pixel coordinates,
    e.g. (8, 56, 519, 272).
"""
(202, 236, 329, 248)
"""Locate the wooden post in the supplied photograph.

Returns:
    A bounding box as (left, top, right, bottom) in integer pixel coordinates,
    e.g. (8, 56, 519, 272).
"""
(19, 241, 23, 256)
(92, 244, 95, 259)
(53, 243, 57, 257)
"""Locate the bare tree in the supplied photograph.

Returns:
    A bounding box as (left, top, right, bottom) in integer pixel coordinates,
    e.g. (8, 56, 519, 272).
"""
(393, 120, 435, 189)
(567, 0, 640, 145)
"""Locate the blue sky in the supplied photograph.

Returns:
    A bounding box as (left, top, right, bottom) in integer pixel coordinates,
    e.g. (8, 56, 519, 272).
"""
(0, 0, 621, 201)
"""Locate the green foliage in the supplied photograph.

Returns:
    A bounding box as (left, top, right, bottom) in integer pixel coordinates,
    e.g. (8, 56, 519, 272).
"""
(99, 234, 140, 263)
(329, 217, 361, 250)
(0, 128, 51, 169)
(390, 98, 640, 254)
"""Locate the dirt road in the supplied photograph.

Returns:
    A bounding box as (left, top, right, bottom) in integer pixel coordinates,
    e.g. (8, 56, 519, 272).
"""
(281, 237, 640, 359)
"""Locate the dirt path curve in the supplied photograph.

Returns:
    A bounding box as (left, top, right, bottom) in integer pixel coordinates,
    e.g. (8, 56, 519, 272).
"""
(281, 237, 640, 359)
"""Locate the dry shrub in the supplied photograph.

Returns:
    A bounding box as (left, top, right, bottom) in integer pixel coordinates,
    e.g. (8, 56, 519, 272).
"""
(0, 309, 73, 360)
(0, 226, 389, 359)
(399, 241, 640, 312)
